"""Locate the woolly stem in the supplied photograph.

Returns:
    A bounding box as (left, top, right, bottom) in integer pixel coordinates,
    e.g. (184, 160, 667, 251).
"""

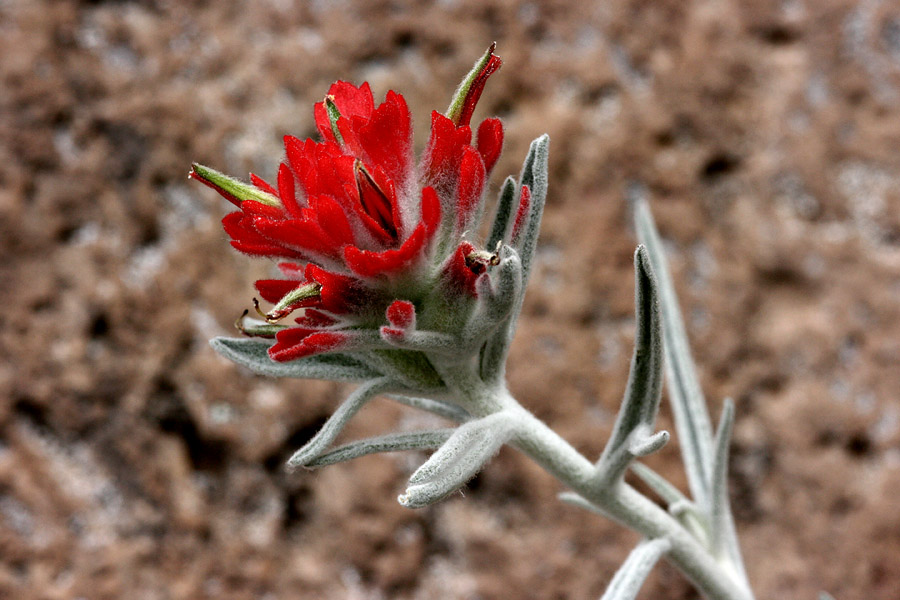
(443, 368, 753, 600)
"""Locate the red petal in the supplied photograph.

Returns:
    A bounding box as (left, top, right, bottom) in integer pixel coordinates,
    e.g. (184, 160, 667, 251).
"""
(277, 262, 306, 278)
(421, 186, 441, 238)
(423, 111, 472, 185)
(277, 163, 304, 218)
(457, 51, 502, 128)
(270, 330, 348, 362)
(251, 217, 339, 259)
(359, 91, 412, 187)
(250, 173, 278, 196)
(229, 240, 303, 259)
(386, 300, 416, 329)
(295, 309, 337, 327)
(307, 194, 354, 247)
(305, 264, 370, 314)
(511, 184, 531, 241)
(313, 149, 356, 200)
(314, 102, 335, 144)
(456, 146, 486, 232)
(314, 81, 375, 141)
(222, 212, 303, 259)
(329, 81, 375, 120)
(284, 136, 311, 184)
(343, 225, 426, 278)
(255, 279, 308, 304)
(442, 241, 479, 296)
(240, 199, 284, 219)
(476, 118, 504, 174)
(223, 212, 306, 259)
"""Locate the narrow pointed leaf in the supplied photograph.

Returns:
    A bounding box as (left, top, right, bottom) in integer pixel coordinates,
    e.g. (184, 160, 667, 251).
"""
(515, 134, 550, 281)
(487, 176, 517, 248)
(211, 337, 381, 381)
(389, 394, 471, 423)
(287, 378, 395, 470)
(628, 429, 669, 457)
(632, 194, 714, 510)
(630, 462, 689, 506)
(599, 538, 672, 600)
(466, 247, 522, 347)
(710, 398, 747, 583)
(399, 411, 517, 508)
(306, 429, 454, 467)
(480, 135, 549, 383)
(596, 246, 664, 482)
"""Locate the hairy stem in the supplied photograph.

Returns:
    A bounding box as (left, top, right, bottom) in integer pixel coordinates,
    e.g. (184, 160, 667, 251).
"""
(497, 391, 753, 600)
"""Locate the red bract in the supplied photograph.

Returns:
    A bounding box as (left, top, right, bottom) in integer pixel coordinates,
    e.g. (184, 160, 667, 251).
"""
(192, 47, 504, 362)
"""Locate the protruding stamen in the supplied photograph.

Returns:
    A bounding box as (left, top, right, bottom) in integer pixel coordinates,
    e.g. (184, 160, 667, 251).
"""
(465, 243, 501, 274)
(235, 309, 285, 338)
(235, 309, 250, 332)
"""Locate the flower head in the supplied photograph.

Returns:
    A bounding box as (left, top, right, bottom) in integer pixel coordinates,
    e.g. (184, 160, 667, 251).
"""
(197, 46, 550, 500)
(192, 45, 514, 364)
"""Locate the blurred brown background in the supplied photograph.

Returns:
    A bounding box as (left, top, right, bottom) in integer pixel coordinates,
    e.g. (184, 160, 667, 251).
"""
(2, 0, 900, 598)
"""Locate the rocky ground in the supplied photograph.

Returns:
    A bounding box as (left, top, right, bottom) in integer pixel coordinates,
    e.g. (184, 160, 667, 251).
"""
(2, 0, 900, 598)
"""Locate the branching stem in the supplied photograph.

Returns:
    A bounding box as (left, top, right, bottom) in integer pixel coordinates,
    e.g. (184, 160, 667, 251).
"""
(470, 381, 754, 600)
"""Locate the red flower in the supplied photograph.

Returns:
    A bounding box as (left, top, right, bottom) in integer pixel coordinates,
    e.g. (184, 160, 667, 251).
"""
(192, 46, 507, 362)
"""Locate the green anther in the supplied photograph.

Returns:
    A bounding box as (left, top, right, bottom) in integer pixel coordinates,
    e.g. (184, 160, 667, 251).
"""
(324, 95, 344, 146)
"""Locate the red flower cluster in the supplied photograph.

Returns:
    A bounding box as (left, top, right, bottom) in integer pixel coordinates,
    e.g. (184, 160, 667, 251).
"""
(192, 47, 505, 361)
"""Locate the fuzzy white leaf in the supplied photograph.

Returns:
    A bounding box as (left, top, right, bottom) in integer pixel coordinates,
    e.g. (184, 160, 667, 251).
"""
(306, 429, 454, 467)
(399, 411, 518, 508)
(599, 537, 672, 600)
(481, 135, 550, 384)
(487, 175, 518, 249)
(710, 398, 748, 585)
(513, 134, 550, 280)
(596, 247, 665, 483)
(389, 394, 471, 422)
(286, 378, 396, 470)
(632, 193, 715, 510)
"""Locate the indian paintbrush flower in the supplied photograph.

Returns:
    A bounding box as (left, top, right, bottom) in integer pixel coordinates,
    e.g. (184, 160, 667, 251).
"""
(190, 44, 516, 369)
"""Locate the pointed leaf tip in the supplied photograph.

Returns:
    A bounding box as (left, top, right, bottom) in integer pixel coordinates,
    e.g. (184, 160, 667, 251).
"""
(595, 243, 663, 482)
